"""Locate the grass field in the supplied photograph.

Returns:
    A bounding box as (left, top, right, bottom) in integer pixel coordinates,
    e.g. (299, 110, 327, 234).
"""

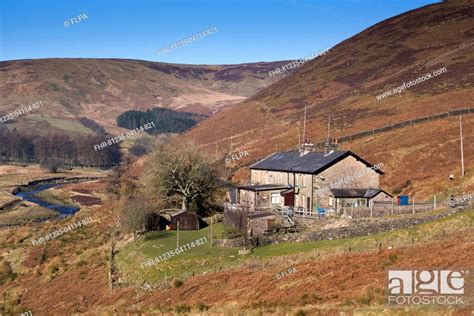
(115, 209, 473, 288)
(115, 223, 241, 285)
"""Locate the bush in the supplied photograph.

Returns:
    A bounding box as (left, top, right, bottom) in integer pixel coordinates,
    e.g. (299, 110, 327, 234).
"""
(388, 253, 399, 263)
(40, 158, 64, 173)
(295, 310, 306, 316)
(0, 260, 17, 286)
(129, 144, 150, 157)
(119, 196, 153, 242)
(175, 304, 191, 314)
(196, 303, 209, 311)
(171, 278, 184, 288)
(78, 117, 106, 135)
(356, 293, 373, 305)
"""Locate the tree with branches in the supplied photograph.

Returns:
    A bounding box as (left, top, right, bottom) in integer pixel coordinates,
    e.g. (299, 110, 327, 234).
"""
(119, 196, 153, 242)
(145, 146, 219, 216)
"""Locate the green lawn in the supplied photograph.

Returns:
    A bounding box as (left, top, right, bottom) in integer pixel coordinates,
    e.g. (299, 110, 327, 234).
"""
(115, 210, 473, 287)
(115, 223, 241, 286)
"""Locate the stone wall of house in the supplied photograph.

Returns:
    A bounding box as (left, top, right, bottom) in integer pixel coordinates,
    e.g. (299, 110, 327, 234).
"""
(248, 215, 276, 237)
(315, 155, 381, 208)
(249, 155, 382, 211)
(372, 192, 392, 203)
(293, 173, 313, 210)
(238, 189, 281, 210)
(251, 169, 289, 185)
(238, 189, 255, 207)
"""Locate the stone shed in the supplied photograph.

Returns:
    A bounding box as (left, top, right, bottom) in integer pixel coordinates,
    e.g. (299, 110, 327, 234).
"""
(247, 211, 278, 237)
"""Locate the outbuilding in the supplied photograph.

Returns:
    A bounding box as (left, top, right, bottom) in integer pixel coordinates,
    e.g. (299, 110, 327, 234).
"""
(170, 210, 202, 230)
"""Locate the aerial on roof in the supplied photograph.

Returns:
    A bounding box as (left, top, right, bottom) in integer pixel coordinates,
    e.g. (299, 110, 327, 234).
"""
(250, 150, 383, 175)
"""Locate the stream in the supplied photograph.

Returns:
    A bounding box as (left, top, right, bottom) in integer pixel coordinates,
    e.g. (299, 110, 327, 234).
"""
(14, 183, 81, 220)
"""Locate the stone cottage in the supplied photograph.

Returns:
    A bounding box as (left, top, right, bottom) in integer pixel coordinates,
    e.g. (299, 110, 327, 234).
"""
(229, 144, 391, 217)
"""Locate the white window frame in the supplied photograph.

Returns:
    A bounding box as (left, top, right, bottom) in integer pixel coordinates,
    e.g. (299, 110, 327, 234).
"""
(271, 193, 280, 204)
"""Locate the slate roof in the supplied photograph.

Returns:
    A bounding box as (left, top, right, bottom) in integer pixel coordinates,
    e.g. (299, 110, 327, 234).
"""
(171, 210, 200, 218)
(330, 188, 392, 198)
(236, 184, 292, 191)
(250, 150, 383, 175)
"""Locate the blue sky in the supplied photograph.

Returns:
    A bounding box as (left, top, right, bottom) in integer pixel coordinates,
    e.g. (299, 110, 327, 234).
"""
(0, 0, 439, 64)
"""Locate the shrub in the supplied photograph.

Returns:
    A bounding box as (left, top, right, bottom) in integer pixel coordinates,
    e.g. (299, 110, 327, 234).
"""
(0, 260, 17, 286)
(129, 144, 150, 157)
(388, 253, 399, 263)
(356, 293, 373, 305)
(171, 278, 184, 288)
(196, 302, 209, 311)
(119, 196, 153, 242)
(49, 265, 59, 275)
(295, 310, 306, 316)
(175, 304, 191, 314)
(40, 158, 64, 173)
(37, 250, 47, 264)
(78, 117, 106, 135)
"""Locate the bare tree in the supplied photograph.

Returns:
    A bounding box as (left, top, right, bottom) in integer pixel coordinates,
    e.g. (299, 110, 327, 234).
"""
(224, 205, 249, 248)
(40, 158, 64, 173)
(145, 145, 219, 215)
(119, 197, 153, 242)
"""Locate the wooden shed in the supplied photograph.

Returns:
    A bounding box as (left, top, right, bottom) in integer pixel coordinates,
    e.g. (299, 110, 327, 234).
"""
(170, 210, 201, 230)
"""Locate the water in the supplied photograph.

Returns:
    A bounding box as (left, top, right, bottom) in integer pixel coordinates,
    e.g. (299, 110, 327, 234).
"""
(14, 183, 80, 219)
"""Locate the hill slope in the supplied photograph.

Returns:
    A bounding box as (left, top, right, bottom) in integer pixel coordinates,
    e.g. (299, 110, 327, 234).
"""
(0, 58, 288, 134)
(179, 0, 474, 196)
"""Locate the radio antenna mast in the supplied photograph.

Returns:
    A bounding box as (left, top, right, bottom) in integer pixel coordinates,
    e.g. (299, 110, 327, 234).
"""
(303, 106, 307, 143)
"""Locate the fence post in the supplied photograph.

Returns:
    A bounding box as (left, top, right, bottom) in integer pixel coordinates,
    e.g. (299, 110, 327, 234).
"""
(370, 201, 373, 218)
(433, 195, 436, 211)
(391, 198, 394, 215)
(412, 196, 415, 214)
(351, 204, 353, 218)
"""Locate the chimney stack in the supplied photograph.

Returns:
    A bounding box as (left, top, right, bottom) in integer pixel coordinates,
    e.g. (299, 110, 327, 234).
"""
(300, 138, 315, 156)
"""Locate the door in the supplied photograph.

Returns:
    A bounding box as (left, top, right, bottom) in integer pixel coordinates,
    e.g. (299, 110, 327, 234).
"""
(306, 197, 311, 214)
(284, 192, 294, 206)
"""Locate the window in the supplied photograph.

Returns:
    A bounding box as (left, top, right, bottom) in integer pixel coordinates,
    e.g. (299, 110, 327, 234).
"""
(271, 193, 280, 204)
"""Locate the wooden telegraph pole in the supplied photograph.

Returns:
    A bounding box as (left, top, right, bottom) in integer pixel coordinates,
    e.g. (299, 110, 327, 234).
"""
(210, 217, 213, 247)
(460, 116, 465, 177)
(176, 221, 180, 248)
